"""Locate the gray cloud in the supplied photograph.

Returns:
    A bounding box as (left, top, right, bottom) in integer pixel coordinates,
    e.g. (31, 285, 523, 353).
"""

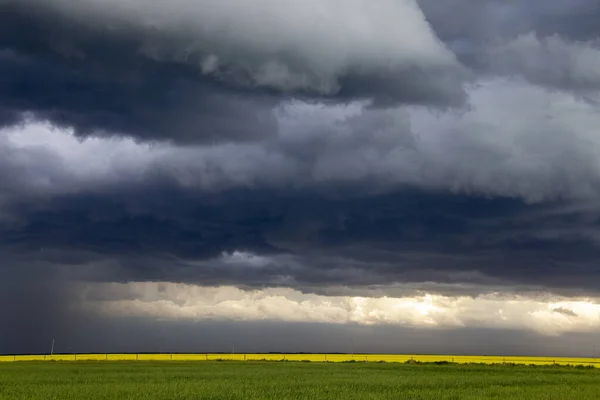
(3, 77, 600, 204)
(2, 186, 600, 296)
(2, 75, 600, 296)
(25, 0, 462, 95)
(3, 0, 600, 355)
(419, 0, 600, 45)
(552, 307, 578, 317)
(0, 19, 279, 144)
(487, 34, 600, 93)
(0, 0, 466, 143)
(419, 0, 600, 93)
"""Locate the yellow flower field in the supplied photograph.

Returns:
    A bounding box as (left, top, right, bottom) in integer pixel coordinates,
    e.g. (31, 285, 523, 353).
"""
(0, 353, 598, 367)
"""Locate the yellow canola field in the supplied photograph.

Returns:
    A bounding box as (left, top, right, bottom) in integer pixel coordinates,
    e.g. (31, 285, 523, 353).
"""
(0, 353, 598, 367)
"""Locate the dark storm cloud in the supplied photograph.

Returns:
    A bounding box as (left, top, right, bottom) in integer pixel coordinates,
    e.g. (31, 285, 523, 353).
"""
(0, 0, 466, 143)
(0, 7, 278, 144)
(2, 188, 600, 295)
(3, 0, 600, 355)
(1, 74, 600, 296)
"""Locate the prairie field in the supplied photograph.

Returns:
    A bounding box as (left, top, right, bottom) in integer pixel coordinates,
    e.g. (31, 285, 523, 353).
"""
(1, 353, 599, 367)
(1, 361, 600, 400)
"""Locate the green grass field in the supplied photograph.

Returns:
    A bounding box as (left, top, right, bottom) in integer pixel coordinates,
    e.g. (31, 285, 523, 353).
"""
(1, 361, 599, 399)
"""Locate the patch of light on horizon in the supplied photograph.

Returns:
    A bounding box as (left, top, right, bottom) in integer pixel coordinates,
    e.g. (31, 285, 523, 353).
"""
(80, 282, 600, 336)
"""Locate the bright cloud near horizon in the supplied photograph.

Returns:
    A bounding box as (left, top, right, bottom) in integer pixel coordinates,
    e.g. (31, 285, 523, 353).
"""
(83, 280, 600, 337)
(2, 0, 600, 356)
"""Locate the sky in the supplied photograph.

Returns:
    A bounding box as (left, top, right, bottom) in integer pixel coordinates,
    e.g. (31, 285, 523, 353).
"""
(2, 0, 600, 356)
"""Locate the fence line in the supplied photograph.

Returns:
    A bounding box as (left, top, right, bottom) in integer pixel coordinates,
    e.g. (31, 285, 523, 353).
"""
(0, 354, 599, 367)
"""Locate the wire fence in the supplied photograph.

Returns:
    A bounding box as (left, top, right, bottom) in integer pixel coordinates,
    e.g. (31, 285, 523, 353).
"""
(1, 353, 599, 367)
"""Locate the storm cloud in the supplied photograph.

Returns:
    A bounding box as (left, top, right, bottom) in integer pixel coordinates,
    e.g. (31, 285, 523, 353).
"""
(0, 0, 466, 143)
(2, 1, 600, 355)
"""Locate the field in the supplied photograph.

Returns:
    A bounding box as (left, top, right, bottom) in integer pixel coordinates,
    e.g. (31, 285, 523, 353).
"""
(1, 361, 600, 399)
(1, 353, 599, 367)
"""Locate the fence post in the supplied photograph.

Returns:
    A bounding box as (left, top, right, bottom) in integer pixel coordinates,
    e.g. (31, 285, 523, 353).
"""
(205, 354, 208, 361)
(324, 354, 327, 362)
(170, 353, 173, 360)
(136, 354, 139, 361)
(44, 355, 46, 361)
(106, 354, 108, 360)
(13, 355, 16, 362)
(74, 354, 77, 361)
(244, 354, 246, 361)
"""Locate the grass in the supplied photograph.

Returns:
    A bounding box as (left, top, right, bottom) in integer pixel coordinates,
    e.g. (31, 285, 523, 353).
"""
(1, 361, 600, 399)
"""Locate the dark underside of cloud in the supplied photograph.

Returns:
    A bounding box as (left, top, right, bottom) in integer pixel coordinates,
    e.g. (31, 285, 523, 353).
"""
(2, 189, 599, 294)
(0, 7, 279, 144)
(2, 0, 600, 354)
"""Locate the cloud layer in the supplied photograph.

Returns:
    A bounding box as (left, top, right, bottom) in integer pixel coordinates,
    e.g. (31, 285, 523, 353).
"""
(3, 77, 600, 298)
(3, 0, 600, 354)
(83, 282, 600, 336)
(0, 0, 465, 143)
(3, 76, 600, 202)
